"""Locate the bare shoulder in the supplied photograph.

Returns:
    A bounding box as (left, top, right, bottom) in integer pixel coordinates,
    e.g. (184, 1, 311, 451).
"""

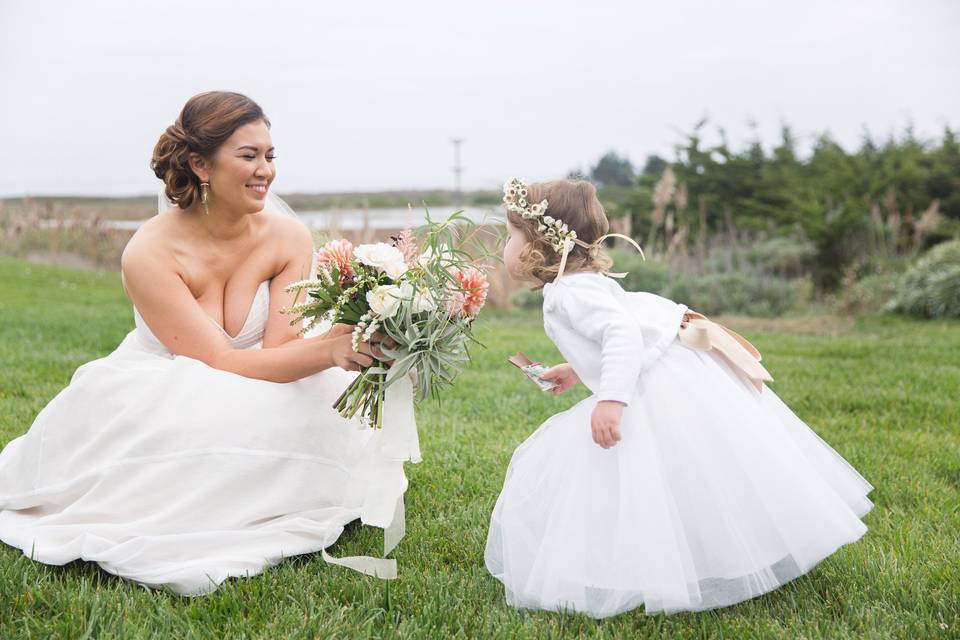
(120, 211, 180, 296)
(264, 209, 312, 244)
(261, 210, 314, 263)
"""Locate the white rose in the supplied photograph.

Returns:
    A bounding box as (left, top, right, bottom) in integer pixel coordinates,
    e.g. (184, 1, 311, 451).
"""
(417, 243, 454, 268)
(366, 285, 402, 319)
(382, 259, 408, 280)
(412, 286, 436, 313)
(354, 243, 406, 274)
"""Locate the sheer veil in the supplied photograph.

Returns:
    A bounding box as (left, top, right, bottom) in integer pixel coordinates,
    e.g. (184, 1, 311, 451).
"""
(156, 189, 302, 222)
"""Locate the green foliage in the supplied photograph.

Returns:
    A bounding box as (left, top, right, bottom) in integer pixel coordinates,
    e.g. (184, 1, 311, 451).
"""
(666, 271, 798, 317)
(606, 242, 808, 317)
(615, 121, 960, 293)
(2, 258, 960, 639)
(839, 272, 901, 315)
(640, 154, 668, 177)
(510, 286, 543, 310)
(589, 151, 636, 188)
(740, 236, 817, 278)
(887, 239, 960, 318)
(607, 249, 671, 295)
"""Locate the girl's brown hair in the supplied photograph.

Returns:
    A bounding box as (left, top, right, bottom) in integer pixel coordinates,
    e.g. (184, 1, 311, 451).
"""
(507, 179, 613, 286)
(151, 91, 270, 209)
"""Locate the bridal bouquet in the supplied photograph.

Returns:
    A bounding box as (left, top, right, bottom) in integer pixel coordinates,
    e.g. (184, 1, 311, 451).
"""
(282, 212, 491, 428)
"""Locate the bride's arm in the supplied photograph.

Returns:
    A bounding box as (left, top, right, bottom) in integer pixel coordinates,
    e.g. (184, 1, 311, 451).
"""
(261, 216, 325, 349)
(120, 240, 374, 384)
(261, 218, 390, 357)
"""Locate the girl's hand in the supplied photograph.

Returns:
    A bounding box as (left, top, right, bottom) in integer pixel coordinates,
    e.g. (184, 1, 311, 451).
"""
(540, 363, 581, 395)
(591, 400, 624, 448)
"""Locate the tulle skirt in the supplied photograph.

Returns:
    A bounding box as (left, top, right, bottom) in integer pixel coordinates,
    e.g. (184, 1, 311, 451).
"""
(0, 330, 406, 595)
(484, 338, 874, 618)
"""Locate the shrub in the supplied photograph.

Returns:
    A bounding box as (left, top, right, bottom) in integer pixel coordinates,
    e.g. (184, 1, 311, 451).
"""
(511, 287, 543, 310)
(840, 272, 901, 315)
(886, 239, 960, 318)
(607, 249, 671, 295)
(743, 236, 817, 278)
(665, 271, 797, 317)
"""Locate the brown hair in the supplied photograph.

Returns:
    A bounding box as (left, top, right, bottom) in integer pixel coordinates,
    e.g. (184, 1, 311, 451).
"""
(507, 179, 613, 286)
(151, 91, 270, 209)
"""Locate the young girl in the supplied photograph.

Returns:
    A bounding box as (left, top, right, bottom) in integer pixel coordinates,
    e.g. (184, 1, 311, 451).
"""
(484, 178, 874, 618)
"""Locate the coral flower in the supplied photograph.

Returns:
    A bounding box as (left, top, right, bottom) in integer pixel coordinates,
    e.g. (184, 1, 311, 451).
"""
(315, 239, 354, 283)
(454, 267, 489, 318)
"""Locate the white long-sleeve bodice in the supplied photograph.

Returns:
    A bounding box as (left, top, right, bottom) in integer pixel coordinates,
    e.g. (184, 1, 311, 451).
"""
(542, 272, 688, 404)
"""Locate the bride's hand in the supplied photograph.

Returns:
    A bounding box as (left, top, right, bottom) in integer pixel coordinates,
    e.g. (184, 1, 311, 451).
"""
(329, 333, 375, 372)
(367, 331, 397, 365)
(322, 323, 354, 339)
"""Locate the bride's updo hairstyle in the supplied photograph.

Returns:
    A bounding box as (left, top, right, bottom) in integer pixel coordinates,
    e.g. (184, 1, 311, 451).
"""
(507, 179, 613, 286)
(151, 91, 270, 209)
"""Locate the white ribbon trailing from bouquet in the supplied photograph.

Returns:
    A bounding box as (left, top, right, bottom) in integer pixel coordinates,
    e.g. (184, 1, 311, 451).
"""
(322, 367, 421, 579)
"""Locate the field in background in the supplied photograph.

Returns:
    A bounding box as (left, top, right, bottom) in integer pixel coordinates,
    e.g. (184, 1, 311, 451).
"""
(1, 257, 958, 639)
(0, 193, 522, 308)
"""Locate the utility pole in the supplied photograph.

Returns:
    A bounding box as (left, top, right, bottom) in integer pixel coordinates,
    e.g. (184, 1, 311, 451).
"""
(450, 137, 464, 207)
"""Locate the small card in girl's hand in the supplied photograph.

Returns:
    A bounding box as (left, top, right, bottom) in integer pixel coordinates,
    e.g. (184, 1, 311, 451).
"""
(508, 352, 559, 392)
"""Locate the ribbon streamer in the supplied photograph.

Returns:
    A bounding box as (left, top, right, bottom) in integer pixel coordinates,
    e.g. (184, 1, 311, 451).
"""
(556, 233, 646, 280)
(322, 368, 421, 579)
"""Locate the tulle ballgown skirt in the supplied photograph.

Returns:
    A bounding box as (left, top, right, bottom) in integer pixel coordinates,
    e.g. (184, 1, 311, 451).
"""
(0, 330, 407, 595)
(484, 338, 874, 618)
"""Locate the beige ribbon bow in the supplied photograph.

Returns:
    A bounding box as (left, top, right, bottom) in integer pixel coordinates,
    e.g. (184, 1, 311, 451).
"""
(677, 311, 774, 392)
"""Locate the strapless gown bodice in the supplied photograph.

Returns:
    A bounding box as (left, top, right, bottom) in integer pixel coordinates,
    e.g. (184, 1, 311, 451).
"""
(132, 279, 271, 354)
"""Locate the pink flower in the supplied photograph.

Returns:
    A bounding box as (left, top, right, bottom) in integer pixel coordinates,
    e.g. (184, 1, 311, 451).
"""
(392, 226, 420, 266)
(454, 267, 489, 318)
(445, 290, 467, 317)
(316, 239, 354, 283)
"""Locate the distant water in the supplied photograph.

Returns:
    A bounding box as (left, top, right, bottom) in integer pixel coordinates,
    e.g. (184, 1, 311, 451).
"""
(298, 205, 502, 230)
(105, 206, 503, 231)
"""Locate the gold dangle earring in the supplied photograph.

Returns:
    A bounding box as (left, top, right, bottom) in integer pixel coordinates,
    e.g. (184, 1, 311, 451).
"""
(200, 182, 210, 215)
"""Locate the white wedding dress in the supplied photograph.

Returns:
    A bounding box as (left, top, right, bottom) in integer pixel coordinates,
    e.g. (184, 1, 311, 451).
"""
(485, 272, 874, 618)
(0, 277, 416, 595)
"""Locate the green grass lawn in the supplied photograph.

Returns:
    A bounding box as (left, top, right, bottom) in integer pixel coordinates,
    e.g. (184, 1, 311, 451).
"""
(0, 256, 958, 639)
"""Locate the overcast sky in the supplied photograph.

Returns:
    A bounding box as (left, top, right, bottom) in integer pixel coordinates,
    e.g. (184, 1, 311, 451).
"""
(1, 0, 957, 197)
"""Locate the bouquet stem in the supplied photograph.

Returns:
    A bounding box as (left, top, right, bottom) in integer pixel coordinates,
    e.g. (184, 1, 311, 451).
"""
(333, 369, 388, 429)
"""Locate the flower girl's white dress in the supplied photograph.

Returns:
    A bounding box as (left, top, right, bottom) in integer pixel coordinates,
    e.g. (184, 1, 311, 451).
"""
(484, 272, 873, 618)
(0, 279, 415, 595)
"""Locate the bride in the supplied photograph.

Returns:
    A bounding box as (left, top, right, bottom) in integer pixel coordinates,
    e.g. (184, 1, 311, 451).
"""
(0, 91, 414, 595)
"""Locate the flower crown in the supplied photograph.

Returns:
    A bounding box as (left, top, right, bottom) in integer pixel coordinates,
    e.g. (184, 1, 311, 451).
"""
(502, 177, 578, 252)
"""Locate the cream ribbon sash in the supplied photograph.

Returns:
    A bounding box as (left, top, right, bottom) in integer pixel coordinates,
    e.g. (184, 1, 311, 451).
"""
(321, 369, 421, 579)
(678, 311, 774, 392)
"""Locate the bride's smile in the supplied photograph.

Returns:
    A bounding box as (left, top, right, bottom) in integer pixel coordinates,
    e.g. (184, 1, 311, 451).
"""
(190, 120, 277, 216)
